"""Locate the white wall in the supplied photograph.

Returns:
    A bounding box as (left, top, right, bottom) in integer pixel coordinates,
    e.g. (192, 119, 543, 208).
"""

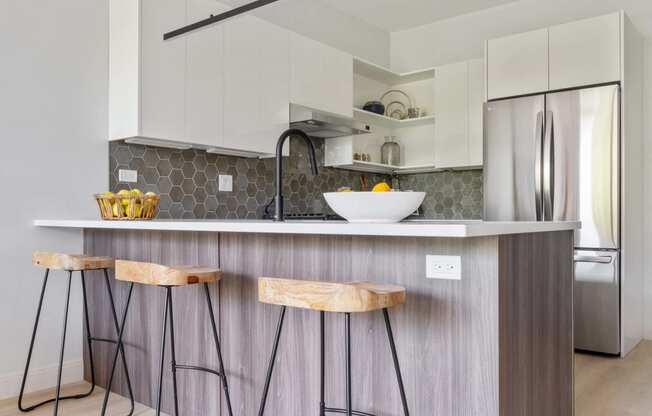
(390, 0, 652, 340)
(0, 0, 108, 399)
(230, 0, 391, 67)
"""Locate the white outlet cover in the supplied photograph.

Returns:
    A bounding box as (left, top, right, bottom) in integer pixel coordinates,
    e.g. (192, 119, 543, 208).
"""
(218, 174, 233, 192)
(118, 169, 138, 183)
(426, 255, 462, 280)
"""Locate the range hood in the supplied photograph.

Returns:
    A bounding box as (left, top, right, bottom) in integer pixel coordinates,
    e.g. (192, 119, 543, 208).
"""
(290, 104, 371, 138)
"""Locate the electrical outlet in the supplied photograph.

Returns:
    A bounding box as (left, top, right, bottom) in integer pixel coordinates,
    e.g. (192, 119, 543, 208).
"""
(118, 169, 138, 183)
(426, 255, 462, 280)
(218, 174, 233, 192)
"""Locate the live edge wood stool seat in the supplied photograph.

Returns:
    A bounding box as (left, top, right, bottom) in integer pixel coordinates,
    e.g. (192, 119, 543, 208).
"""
(257, 277, 410, 416)
(20, 252, 135, 416)
(101, 260, 233, 416)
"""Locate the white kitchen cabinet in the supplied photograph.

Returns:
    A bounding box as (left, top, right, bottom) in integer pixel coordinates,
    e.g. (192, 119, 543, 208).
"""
(185, 0, 226, 147)
(139, 0, 187, 141)
(486, 28, 549, 100)
(433, 59, 484, 169)
(290, 33, 353, 118)
(434, 62, 468, 168)
(549, 12, 621, 90)
(467, 59, 484, 166)
(222, 16, 290, 155)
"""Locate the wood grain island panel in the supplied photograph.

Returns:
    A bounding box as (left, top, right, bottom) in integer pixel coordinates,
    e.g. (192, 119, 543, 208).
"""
(83, 229, 573, 416)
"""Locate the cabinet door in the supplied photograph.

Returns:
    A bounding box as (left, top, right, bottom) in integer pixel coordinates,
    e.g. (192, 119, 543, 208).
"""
(185, 0, 226, 147)
(467, 59, 484, 166)
(434, 62, 468, 169)
(290, 33, 353, 118)
(487, 28, 548, 100)
(140, 0, 186, 140)
(223, 16, 290, 155)
(549, 13, 620, 90)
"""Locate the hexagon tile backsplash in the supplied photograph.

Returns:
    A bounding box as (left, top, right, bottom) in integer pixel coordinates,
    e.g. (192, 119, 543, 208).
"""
(109, 138, 483, 220)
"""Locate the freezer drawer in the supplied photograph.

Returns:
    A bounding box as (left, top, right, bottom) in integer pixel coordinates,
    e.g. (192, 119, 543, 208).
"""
(574, 250, 620, 354)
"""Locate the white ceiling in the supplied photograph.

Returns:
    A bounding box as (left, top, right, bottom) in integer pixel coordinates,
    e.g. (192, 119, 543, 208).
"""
(318, 0, 517, 32)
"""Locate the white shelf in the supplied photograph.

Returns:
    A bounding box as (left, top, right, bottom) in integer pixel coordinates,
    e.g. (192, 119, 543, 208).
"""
(353, 57, 435, 85)
(353, 108, 435, 129)
(326, 160, 441, 175)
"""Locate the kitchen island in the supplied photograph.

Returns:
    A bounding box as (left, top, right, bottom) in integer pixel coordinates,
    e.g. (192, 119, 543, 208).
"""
(34, 219, 579, 416)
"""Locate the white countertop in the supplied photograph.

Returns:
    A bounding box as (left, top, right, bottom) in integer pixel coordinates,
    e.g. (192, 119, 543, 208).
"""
(33, 219, 580, 238)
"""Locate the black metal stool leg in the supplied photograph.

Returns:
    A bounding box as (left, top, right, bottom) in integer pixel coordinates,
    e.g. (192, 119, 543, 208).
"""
(156, 287, 170, 416)
(345, 312, 352, 416)
(101, 283, 135, 416)
(53, 271, 73, 416)
(18, 269, 49, 412)
(167, 288, 180, 416)
(320, 311, 326, 416)
(383, 308, 409, 416)
(103, 269, 136, 416)
(79, 271, 97, 395)
(258, 306, 287, 416)
(204, 283, 233, 416)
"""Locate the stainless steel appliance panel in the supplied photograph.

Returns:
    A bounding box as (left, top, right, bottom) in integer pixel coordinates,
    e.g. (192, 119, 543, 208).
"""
(484, 95, 545, 221)
(546, 85, 620, 249)
(574, 250, 620, 354)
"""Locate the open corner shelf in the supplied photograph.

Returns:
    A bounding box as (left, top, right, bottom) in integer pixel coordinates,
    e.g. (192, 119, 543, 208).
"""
(326, 160, 440, 175)
(353, 108, 435, 129)
(353, 57, 435, 85)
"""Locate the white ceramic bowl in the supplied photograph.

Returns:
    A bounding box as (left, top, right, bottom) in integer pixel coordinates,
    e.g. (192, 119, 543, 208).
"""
(323, 192, 426, 223)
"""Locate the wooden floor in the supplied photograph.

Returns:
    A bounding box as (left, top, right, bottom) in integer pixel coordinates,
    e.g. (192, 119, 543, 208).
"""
(0, 383, 165, 416)
(2, 342, 651, 416)
(576, 340, 652, 416)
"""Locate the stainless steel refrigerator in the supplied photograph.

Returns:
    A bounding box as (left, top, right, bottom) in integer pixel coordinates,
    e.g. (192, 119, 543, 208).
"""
(484, 84, 621, 354)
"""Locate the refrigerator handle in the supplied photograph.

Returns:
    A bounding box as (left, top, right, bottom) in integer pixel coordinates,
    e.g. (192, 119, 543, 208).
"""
(534, 111, 544, 221)
(543, 111, 554, 221)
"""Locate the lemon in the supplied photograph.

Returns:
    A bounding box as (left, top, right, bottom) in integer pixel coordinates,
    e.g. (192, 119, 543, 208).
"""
(134, 204, 143, 217)
(112, 203, 120, 217)
(131, 189, 142, 196)
(372, 182, 391, 192)
(102, 191, 114, 197)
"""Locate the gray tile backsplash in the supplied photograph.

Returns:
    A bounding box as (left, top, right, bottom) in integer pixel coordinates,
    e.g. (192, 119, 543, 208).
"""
(109, 139, 483, 220)
(398, 170, 483, 219)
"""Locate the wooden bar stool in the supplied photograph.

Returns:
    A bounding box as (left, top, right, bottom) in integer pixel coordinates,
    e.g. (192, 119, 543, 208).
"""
(19, 252, 135, 416)
(257, 277, 410, 416)
(101, 260, 233, 416)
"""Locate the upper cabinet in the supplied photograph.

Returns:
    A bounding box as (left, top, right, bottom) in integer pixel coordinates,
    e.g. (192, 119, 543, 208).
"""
(434, 59, 484, 169)
(222, 16, 290, 155)
(486, 12, 622, 100)
(110, 0, 291, 155)
(486, 28, 549, 101)
(290, 33, 353, 118)
(548, 13, 620, 91)
(184, 0, 226, 148)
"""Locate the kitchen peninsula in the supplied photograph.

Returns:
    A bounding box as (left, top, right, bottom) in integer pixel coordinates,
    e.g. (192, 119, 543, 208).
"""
(34, 219, 578, 416)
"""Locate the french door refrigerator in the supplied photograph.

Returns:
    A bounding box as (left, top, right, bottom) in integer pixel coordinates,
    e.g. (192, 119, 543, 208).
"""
(484, 84, 621, 354)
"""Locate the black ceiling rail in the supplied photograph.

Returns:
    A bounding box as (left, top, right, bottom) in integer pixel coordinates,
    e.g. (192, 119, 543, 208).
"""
(164, 0, 281, 40)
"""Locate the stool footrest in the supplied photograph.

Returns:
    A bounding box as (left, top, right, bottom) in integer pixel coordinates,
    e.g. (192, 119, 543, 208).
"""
(20, 389, 95, 412)
(173, 363, 223, 378)
(323, 407, 376, 416)
(89, 336, 118, 344)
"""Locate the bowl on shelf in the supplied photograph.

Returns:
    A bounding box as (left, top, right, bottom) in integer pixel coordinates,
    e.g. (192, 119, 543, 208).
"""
(362, 101, 385, 115)
(323, 191, 425, 223)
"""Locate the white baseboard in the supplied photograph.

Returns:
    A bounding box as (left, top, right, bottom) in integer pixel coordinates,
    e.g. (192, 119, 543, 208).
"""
(0, 359, 84, 401)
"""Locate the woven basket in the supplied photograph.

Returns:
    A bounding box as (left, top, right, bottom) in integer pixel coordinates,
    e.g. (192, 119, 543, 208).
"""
(95, 193, 160, 220)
